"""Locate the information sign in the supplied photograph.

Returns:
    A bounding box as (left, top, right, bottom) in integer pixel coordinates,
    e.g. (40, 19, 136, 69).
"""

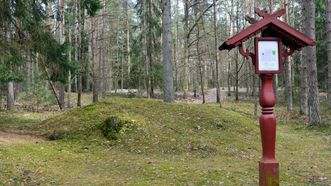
(255, 37, 282, 74)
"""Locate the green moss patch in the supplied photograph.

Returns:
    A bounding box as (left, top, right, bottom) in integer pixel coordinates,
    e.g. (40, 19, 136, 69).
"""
(34, 97, 259, 156)
(102, 116, 136, 140)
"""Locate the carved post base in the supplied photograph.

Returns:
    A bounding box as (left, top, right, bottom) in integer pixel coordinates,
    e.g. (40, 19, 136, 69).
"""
(259, 160, 279, 186)
(259, 74, 279, 186)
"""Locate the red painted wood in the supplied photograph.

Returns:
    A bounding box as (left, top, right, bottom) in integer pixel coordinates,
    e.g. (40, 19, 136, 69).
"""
(259, 161, 279, 186)
(219, 9, 315, 51)
(255, 8, 270, 18)
(239, 44, 255, 61)
(219, 16, 276, 50)
(271, 20, 316, 45)
(259, 74, 279, 186)
(218, 8, 316, 186)
(255, 8, 285, 18)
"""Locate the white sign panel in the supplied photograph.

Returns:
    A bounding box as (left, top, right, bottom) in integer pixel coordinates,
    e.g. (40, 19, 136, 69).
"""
(258, 41, 279, 71)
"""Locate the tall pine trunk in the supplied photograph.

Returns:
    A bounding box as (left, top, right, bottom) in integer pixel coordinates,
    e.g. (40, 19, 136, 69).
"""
(126, 0, 131, 83)
(304, 0, 321, 124)
(283, 0, 293, 111)
(99, 1, 105, 99)
(183, 0, 189, 99)
(161, 0, 174, 102)
(143, 0, 150, 98)
(327, 0, 331, 109)
(148, 0, 154, 98)
(92, 16, 99, 103)
(57, 0, 65, 110)
(7, 82, 14, 110)
(300, 3, 308, 115)
(195, 7, 205, 104)
(213, 0, 221, 104)
(67, 16, 72, 108)
(77, 0, 84, 107)
(174, 0, 179, 92)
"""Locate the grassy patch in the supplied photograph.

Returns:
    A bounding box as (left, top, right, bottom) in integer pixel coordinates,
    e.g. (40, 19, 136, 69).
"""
(0, 111, 57, 134)
(0, 97, 330, 185)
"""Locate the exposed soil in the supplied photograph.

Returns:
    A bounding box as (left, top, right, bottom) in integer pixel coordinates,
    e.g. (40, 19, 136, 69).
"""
(177, 88, 228, 104)
(0, 131, 42, 144)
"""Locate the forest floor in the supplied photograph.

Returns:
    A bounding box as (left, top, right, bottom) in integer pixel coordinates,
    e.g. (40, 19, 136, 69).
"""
(0, 95, 330, 185)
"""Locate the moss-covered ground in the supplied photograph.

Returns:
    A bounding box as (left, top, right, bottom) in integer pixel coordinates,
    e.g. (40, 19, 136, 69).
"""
(0, 97, 330, 185)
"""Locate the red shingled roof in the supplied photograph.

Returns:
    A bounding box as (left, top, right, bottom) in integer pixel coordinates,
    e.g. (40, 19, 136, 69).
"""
(219, 8, 315, 51)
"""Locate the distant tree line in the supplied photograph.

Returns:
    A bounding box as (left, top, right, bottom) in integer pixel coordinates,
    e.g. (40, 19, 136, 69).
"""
(0, 0, 330, 125)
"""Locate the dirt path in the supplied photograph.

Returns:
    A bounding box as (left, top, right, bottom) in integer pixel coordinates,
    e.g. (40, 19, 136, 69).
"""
(202, 88, 227, 103)
(0, 131, 41, 144)
(181, 88, 228, 104)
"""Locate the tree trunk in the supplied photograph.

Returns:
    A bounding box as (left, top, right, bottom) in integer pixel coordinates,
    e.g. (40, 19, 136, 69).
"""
(300, 50, 308, 115)
(143, 0, 150, 98)
(26, 51, 33, 95)
(198, 63, 206, 104)
(148, 0, 154, 98)
(183, 0, 189, 99)
(283, 0, 293, 111)
(175, 0, 179, 92)
(96, 14, 102, 101)
(92, 17, 99, 103)
(327, 0, 331, 109)
(227, 59, 231, 96)
(126, 0, 131, 80)
(161, 0, 174, 102)
(73, 0, 78, 94)
(300, 2, 308, 115)
(235, 51, 239, 101)
(303, 0, 321, 124)
(173, 41, 178, 92)
(108, 42, 113, 93)
(213, 0, 221, 103)
(67, 23, 72, 108)
(67, 71, 71, 108)
(195, 7, 205, 104)
(284, 57, 293, 111)
(121, 43, 124, 90)
(200, 17, 210, 91)
(7, 81, 14, 110)
(99, 2, 105, 99)
(39, 55, 63, 111)
(56, 0, 65, 110)
(77, 0, 84, 107)
(59, 83, 65, 109)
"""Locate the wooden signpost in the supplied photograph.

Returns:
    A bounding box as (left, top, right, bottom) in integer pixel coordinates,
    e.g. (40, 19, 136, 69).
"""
(219, 8, 316, 186)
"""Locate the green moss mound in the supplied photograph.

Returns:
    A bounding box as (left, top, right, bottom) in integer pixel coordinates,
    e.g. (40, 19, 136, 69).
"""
(102, 116, 136, 140)
(36, 97, 260, 156)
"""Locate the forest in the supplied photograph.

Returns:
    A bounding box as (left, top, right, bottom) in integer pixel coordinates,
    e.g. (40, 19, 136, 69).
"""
(0, 0, 331, 185)
(0, 0, 330, 122)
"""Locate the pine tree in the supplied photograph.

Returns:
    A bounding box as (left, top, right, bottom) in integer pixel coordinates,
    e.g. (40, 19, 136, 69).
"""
(327, 0, 331, 109)
(303, 0, 321, 124)
(161, 0, 174, 102)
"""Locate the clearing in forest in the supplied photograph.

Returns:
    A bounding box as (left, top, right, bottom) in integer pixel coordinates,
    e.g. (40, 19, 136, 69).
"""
(0, 97, 330, 185)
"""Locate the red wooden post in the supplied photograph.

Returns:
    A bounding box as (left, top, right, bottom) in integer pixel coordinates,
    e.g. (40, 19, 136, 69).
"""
(219, 7, 316, 186)
(259, 74, 279, 186)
